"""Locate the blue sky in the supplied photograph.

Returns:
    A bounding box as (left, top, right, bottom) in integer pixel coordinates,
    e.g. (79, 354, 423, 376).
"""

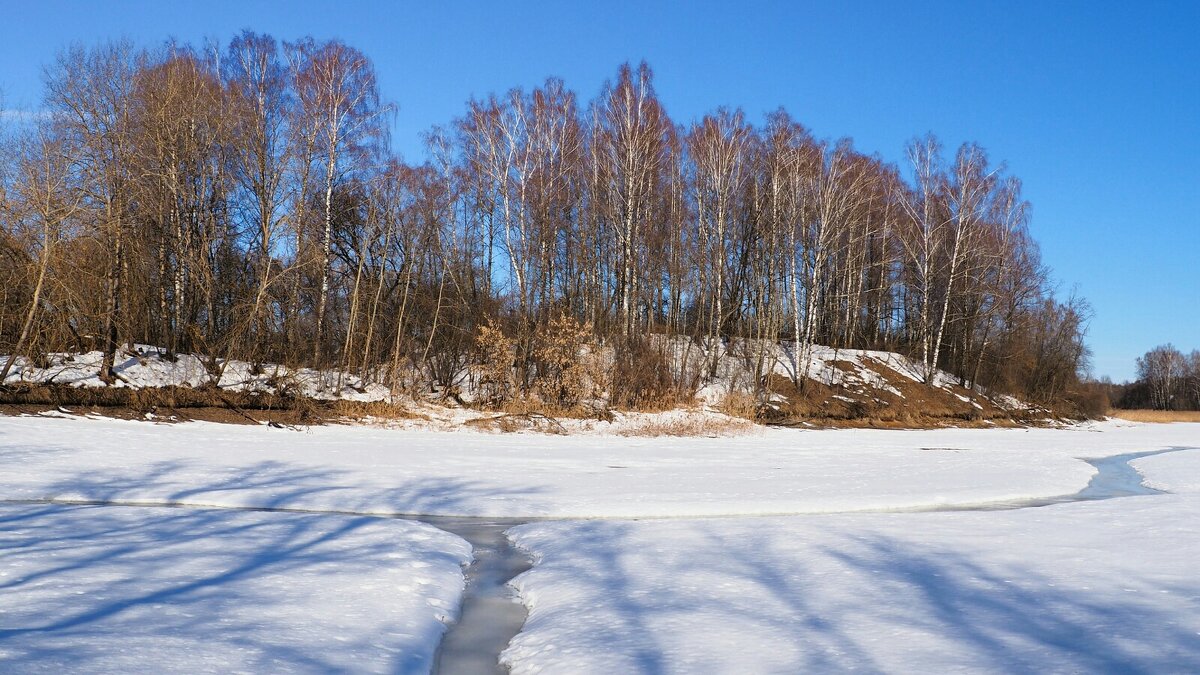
(1, 1, 1196, 381)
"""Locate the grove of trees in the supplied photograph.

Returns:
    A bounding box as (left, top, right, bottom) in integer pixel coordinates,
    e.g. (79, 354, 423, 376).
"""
(0, 34, 1093, 410)
(1113, 345, 1200, 411)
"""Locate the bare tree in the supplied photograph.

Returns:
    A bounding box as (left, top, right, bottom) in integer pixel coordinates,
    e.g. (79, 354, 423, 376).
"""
(593, 62, 671, 337)
(225, 31, 294, 359)
(687, 107, 753, 375)
(0, 124, 84, 380)
(1137, 344, 1188, 410)
(291, 39, 388, 364)
(132, 46, 233, 356)
(43, 41, 138, 383)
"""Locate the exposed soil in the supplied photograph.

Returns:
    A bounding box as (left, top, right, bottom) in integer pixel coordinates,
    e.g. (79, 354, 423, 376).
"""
(758, 357, 1047, 428)
(0, 384, 417, 427)
(0, 378, 1058, 431)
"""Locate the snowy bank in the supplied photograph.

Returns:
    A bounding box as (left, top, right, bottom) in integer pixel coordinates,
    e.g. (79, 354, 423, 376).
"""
(1, 339, 1042, 428)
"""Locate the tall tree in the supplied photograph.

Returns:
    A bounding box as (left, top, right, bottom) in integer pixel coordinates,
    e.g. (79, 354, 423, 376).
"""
(1137, 344, 1188, 410)
(225, 31, 294, 358)
(592, 62, 671, 337)
(291, 39, 388, 363)
(687, 107, 754, 374)
(43, 41, 138, 383)
(0, 124, 84, 380)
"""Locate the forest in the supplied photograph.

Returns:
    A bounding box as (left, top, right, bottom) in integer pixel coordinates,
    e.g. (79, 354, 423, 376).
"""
(0, 34, 1095, 414)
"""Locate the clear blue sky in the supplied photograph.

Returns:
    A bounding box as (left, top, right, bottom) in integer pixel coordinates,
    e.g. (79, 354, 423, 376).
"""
(2, 1, 1196, 382)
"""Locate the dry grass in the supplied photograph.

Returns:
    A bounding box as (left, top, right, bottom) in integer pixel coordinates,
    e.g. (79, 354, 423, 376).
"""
(717, 390, 760, 421)
(1110, 409, 1200, 423)
(614, 413, 755, 437)
(488, 397, 609, 421)
(0, 383, 290, 410)
(328, 400, 422, 421)
(463, 412, 569, 434)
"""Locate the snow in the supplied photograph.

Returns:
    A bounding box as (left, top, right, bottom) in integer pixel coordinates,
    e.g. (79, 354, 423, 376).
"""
(1, 346, 391, 401)
(0, 503, 471, 673)
(0, 414, 1158, 518)
(692, 342, 947, 405)
(0, 415, 1194, 521)
(1, 413, 1198, 673)
(2, 339, 1017, 411)
(1135, 448, 1200, 493)
(503, 441, 1200, 673)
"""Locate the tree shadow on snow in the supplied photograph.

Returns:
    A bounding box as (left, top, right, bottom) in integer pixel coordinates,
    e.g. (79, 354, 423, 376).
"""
(28, 456, 546, 516)
(814, 530, 1200, 674)
(0, 462, 547, 673)
(518, 518, 1200, 674)
(518, 520, 881, 673)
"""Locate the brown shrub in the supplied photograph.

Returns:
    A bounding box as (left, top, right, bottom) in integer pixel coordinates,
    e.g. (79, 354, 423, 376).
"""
(610, 338, 686, 410)
(1066, 383, 1111, 420)
(474, 321, 516, 407)
(533, 314, 595, 410)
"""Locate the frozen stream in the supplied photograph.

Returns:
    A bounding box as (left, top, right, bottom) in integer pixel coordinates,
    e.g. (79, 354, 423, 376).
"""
(0, 447, 1187, 673)
(1075, 449, 1173, 499)
(420, 516, 532, 675)
(924, 448, 1176, 512)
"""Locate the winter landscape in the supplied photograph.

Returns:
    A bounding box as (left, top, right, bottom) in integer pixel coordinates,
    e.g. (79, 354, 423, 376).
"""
(2, 2, 1198, 674)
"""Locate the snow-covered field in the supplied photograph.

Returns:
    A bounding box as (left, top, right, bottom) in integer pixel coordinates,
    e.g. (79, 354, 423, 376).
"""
(504, 454, 1200, 673)
(1, 413, 1198, 672)
(0, 503, 469, 673)
(0, 415, 1160, 518)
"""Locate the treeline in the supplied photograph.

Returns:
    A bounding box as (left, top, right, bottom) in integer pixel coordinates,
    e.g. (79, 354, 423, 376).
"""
(0, 33, 1091, 409)
(1110, 345, 1200, 411)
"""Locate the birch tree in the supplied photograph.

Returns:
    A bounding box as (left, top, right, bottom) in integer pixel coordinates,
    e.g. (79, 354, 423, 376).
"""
(895, 134, 950, 382)
(593, 62, 670, 337)
(292, 39, 388, 364)
(687, 108, 753, 375)
(225, 31, 293, 358)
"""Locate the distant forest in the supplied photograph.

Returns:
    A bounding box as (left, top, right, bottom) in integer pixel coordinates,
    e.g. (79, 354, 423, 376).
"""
(0, 33, 1094, 410)
(1108, 345, 1200, 411)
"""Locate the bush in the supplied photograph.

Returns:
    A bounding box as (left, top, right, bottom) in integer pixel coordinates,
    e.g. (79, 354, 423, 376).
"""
(610, 337, 685, 410)
(474, 321, 515, 407)
(1068, 382, 1111, 419)
(533, 314, 595, 410)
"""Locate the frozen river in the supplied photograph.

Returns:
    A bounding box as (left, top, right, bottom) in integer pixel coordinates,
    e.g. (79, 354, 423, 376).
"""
(1, 415, 1197, 672)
